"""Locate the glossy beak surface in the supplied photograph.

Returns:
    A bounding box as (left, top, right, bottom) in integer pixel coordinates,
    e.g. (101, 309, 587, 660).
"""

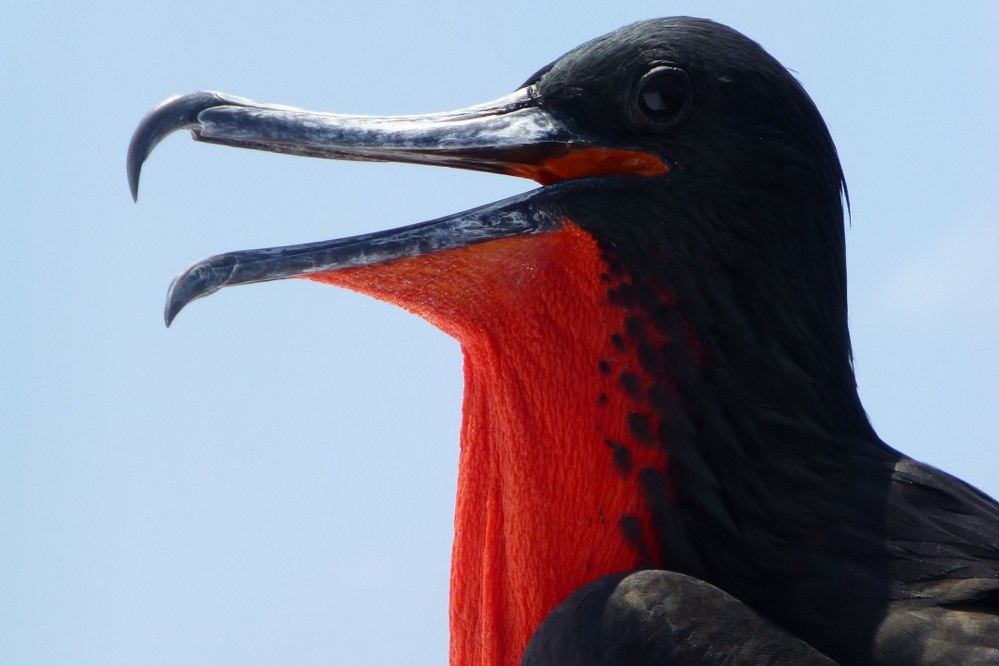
(128, 87, 666, 324)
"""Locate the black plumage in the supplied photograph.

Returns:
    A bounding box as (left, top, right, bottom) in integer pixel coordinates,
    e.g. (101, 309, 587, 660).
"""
(520, 18, 999, 664)
(129, 16, 999, 665)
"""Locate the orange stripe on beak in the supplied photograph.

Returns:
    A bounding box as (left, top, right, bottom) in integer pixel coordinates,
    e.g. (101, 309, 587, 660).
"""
(505, 148, 668, 185)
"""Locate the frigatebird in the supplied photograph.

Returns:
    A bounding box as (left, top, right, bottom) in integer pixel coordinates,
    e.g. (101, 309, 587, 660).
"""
(128, 17, 999, 665)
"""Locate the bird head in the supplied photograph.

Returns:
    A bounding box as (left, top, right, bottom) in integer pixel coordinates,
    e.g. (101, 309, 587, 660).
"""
(129, 18, 846, 339)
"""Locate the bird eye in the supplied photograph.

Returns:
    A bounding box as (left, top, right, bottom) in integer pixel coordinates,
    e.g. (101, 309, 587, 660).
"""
(637, 66, 691, 122)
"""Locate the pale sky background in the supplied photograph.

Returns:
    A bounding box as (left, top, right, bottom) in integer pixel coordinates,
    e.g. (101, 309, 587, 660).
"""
(3, 2, 997, 664)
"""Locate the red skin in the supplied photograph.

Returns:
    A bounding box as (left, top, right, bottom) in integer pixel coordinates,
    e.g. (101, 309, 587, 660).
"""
(305, 148, 675, 665)
(308, 220, 680, 665)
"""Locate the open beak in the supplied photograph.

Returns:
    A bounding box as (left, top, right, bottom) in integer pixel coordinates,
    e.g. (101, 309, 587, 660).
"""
(128, 87, 666, 325)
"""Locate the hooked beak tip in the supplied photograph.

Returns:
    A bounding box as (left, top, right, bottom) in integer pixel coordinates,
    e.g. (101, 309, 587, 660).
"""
(128, 91, 241, 204)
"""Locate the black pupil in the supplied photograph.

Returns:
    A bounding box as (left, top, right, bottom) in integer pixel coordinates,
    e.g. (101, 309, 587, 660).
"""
(639, 68, 688, 118)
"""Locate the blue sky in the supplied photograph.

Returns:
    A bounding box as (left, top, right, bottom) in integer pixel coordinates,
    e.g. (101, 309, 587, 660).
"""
(4, 2, 997, 664)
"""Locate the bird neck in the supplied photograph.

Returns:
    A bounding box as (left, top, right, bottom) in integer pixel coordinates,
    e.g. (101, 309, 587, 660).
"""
(310, 222, 675, 666)
(555, 184, 896, 651)
(307, 191, 882, 664)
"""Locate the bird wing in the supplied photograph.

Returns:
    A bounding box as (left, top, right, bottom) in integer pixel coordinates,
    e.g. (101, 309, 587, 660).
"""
(522, 570, 839, 665)
(871, 458, 999, 664)
(888, 458, 999, 601)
